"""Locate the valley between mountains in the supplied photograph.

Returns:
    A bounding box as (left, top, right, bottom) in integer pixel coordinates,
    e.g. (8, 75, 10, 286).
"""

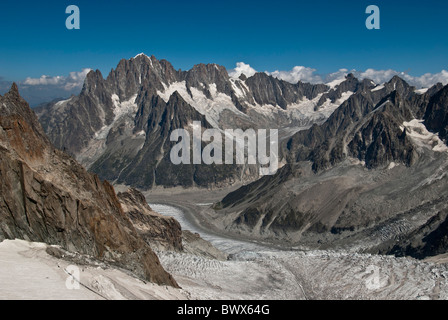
(2, 54, 448, 299)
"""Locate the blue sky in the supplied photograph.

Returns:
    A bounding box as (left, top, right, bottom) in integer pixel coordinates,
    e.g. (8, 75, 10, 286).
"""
(1, 0, 447, 104)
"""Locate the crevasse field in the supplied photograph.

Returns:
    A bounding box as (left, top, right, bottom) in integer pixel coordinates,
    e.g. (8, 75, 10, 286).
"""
(1, 203, 447, 300)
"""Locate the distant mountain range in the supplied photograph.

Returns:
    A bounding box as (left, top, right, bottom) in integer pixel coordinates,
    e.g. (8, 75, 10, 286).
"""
(34, 55, 448, 260)
(35, 54, 395, 189)
(4, 53, 448, 267)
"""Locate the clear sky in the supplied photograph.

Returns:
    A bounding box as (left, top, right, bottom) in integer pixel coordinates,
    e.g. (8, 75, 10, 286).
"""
(0, 0, 447, 82)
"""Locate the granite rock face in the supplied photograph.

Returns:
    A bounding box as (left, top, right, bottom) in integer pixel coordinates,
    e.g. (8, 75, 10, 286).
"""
(117, 188, 228, 260)
(424, 85, 448, 143)
(242, 72, 328, 110)
(117, 188, 183, 252)
(0, 84, 178, 287)
(181, 230, 229, 261)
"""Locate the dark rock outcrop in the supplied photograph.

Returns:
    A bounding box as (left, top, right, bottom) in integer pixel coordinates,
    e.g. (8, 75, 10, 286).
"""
(384, 205, 448, 259)
(181, 230, 228, 261)
(424, 85, 448, 142)
(285, 78, 428, 172)
(0, 84, 178, 287)
(117, 188, 183, 252)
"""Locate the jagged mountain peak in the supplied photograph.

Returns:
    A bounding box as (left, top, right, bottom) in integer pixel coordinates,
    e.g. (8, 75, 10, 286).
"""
(316, 74, 369, 109)
(1, 83, 50, 149)
(190, 62, 227, 72)
(385, 74, 414, 94)
(389, 74, 409, 85)
(184, 62, 231, 94)
(3, 82, 31, 108)
(7, 82, 20, 97)
(132, 52, 152, 60)
(81, 69, 104, 92)
(345, 73, 356, 80)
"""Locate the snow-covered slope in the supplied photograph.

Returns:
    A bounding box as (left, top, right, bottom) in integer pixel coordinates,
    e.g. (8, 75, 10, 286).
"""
(0, 240, 187, 300)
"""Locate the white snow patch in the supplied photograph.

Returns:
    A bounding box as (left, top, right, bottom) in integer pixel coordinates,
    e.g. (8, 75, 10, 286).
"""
(157, 82, 187, 102)
(55, 97, 73, 106)
(403, 119, 448, 153)
(239, 80, 250, 93)
(415, 88, 429, 95)
(133, 53, 149, 59)
(326, 78, 345, 89)
(349, 157, 366, 166)
(209, 83, 218, 97)
(94, 94, 138, 140)
(372, 84, 385, 92)
(336, 91, 354, 104)
(158, 81, 353, 132)
(246, 91, 353, 126)
(387, 162, 399, 170)
(157, 81, 247, 128)
(371, 100, 390, 114)
(316, 91, 353, 115)
(112, 94, 138, 121)
(230, 79, 246, 98)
